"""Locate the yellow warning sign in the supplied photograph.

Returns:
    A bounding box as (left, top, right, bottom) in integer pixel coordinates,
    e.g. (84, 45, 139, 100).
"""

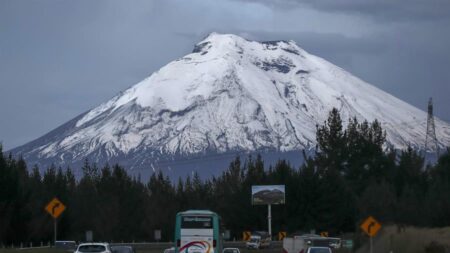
(45, 197, 66, 219)
(360, 216, 381, 237)
(278, 231, 287, 241)
(243, 231, 251, 241)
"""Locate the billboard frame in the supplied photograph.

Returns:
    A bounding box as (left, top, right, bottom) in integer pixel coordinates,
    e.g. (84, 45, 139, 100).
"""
(251, 185, 286, 205)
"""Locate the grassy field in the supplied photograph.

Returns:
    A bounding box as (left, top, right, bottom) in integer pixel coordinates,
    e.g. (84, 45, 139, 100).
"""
(355, 225, 450, 253)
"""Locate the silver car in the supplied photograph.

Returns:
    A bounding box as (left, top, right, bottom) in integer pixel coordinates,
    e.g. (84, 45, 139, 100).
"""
(223, 248, 240, 253)
(75, 243, 112, 253)
(306, 247, 332, 253)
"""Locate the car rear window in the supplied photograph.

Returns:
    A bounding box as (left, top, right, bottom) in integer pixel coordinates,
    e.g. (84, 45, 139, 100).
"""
(78, 245, 106, 252)
(181, 216, 212, 228)
(309, 248, 331, 253)
(112, 246, 133, 253)
(224, 249, 239, 253)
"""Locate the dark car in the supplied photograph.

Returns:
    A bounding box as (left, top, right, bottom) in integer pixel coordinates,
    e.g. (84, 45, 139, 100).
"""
(163, 247, 175, 253)
(306, 247, 332, 253)
(55, 241, 77, 251)
(111, 246, 136, 253)
(223, 248, 240, 253)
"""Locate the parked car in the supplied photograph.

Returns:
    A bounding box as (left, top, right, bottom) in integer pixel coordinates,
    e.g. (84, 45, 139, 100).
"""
(306, 247, 332, 253)
(163, 247, 175, 253)
(328, 238, 341, 249)
(111, 246, 136, 253)
(75, 243, 112, 253)
(223, 248, 240, 253)
(246, 232, 271, 249)
(55, 240, 77, 251)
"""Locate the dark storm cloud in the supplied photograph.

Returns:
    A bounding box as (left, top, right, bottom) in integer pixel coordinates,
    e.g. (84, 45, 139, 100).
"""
(239, 29, 450, 121)
(0, 0, 272, 149)
(1, 0, 449, 150)
(232, 0, 450, 22)
(0, 0, 195, 149)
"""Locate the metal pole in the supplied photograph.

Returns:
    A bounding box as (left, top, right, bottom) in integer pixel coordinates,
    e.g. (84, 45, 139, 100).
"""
(268, 204, 272, 237)
(370, 236, 373, 253)
(54, 218, 57, 244)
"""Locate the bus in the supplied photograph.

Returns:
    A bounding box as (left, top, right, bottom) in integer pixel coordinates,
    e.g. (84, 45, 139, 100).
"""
(174, 210, 223, 253)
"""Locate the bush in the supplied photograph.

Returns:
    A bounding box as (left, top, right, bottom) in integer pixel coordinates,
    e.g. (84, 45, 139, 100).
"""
(425, 241, 446, 253)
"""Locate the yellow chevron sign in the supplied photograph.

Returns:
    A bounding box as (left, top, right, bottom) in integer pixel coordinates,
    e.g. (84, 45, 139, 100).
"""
(243, 231, 251, 241)
(45, 197, 66, 219)
(320, 231, 328, 237)
(360, 216, 381, 237)
(278, 231, 287, 241)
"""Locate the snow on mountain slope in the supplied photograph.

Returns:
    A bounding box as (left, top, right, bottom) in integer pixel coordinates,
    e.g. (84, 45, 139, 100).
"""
(10, 33, 450, 172)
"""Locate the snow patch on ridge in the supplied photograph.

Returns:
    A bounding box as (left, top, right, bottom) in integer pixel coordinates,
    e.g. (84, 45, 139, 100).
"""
(11, 33, 450, 169)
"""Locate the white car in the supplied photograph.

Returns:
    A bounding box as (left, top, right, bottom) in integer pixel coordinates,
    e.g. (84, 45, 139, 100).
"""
(75, 243, 112, 253)
(164, 247, 175, 253)
(306, 247, 332, 253)
(223, 248, 240, 253)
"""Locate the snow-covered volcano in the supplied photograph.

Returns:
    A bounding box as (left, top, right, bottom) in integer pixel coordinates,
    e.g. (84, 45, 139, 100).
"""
(10, 33, 450, 175)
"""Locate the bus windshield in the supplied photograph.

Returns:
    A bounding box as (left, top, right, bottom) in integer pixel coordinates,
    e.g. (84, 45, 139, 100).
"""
(181, 216, 213, 229)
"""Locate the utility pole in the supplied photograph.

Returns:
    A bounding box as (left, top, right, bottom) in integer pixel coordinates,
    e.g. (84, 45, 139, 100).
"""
(425, 98, 439, 166)
(267, 204, 272, 237)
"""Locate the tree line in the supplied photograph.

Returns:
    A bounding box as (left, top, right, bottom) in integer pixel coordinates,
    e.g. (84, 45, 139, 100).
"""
(1, 108, 450, 244)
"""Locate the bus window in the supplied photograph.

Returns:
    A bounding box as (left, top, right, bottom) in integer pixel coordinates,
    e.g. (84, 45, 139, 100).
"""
(181, 216, 213, 229)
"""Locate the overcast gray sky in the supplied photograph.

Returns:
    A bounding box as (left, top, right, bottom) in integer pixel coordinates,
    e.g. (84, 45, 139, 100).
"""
(1, 0, 450, 150)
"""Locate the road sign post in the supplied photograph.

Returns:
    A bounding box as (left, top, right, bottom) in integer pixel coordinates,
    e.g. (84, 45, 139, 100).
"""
(360, 216, 381, 253)
(54, 219, 57, 243)
(45, 198, 66, 244)
(370, 237, 373, 253)
(268, 204, 272, 237)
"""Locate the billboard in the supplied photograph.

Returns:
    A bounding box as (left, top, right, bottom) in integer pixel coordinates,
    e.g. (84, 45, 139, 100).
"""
(251, 185, 285, 205)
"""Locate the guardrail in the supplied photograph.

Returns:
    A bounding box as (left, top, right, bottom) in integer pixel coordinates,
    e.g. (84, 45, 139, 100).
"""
(1, 241, 282, 250)
(112, 241, 282, 250)
(1, 242, 52, 250)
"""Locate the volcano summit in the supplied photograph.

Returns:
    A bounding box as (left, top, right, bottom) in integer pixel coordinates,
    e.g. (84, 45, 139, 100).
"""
(9, 33, 450, 177)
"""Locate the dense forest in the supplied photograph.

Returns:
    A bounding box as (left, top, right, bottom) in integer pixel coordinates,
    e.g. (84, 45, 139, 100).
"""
(1, 108, 450, 245)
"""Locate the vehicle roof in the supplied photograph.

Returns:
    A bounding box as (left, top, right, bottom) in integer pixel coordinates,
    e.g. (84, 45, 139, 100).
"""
(177, 210, 218, 216)
(252, 231, 269, 235)
(78, 243, 109, 246)
(302, 234, 321, 237)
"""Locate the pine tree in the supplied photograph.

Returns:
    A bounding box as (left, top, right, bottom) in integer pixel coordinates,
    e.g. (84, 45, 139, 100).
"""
(394, 147, 425, 196)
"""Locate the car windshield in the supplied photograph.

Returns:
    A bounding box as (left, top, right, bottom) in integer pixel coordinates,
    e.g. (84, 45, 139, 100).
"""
(309, 248, 330, 253)
(250, 239, 259, 242)
(78, 245, 106, 252)
(55, 241, 76, 249)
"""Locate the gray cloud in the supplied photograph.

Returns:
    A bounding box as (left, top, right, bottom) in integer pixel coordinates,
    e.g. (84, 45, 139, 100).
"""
(1, 0, 449, 150)
(239, 29, 450, 120)
(232, 0, 450, 22)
